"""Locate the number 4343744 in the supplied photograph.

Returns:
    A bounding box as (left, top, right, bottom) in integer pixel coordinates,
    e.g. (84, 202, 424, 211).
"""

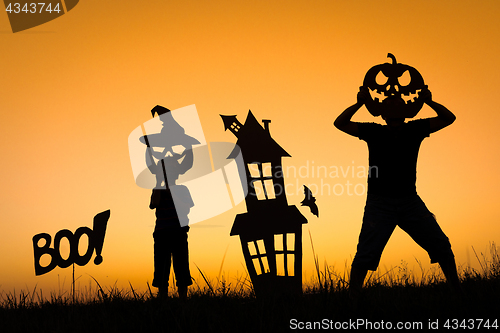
(5, 3, 61, 14)
(444, 319, 498, 330)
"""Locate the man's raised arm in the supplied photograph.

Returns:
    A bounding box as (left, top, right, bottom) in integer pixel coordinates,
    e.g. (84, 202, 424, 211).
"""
(422, 89, 456, 133)
(334, 87, 368, 137)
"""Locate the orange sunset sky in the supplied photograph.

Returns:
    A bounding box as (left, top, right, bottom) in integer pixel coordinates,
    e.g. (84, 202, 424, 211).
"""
(1, 0, 499, 294)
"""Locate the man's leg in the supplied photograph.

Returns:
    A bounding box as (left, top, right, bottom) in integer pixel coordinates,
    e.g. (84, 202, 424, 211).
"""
(177, 285, 188, 300)
(439, 257, 462, 293)
(399, 196, 461, 293)
(349, 265, 368, 296)
(350, 197, 396, 294)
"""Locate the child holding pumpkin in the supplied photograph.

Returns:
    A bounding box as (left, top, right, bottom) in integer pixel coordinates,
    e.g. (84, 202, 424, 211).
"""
(141, 105, 199, 299)
(334, 54, 461, 296)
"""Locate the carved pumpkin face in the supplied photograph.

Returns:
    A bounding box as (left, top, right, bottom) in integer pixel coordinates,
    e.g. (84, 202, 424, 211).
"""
(363, 53, 426, 118)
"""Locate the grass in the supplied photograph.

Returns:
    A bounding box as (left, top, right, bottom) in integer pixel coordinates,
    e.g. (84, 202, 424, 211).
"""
(1, 243, 499, 332)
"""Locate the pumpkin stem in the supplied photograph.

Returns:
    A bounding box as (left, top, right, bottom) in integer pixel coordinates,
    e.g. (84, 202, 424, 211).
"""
(387, 53, 397, 64)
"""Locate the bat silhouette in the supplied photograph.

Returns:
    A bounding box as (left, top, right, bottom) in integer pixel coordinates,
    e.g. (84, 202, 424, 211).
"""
(301, 185, 319, 217)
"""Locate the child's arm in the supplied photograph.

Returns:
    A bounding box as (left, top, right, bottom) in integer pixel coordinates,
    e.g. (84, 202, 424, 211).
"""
(422, 89, 456, 133)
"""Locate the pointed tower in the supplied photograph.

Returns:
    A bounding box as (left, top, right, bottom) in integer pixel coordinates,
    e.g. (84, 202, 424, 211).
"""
(220, 115, 243, 137)
(221, 110, 307, 297)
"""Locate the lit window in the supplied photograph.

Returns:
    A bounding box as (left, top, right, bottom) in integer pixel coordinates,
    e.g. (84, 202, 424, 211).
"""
(275, 233, 295, 276)
(263, 179, 276, 199)
(276, 254, 285, 276)
(253, 180, 266, 200)
(248, 162, 276, 200)
(274, 234, 283, 251)
(248, 240, 269, 275)
(248, 163, 260, 178)
(231, 122, 241, 132)
(253, 256, 269, 275)
(248, 242, 257, 256)
(262, 163, 272, 177)
(287, 233, 295, 252)
(287, 254, 294, 276)
(255, 239, 265, 255)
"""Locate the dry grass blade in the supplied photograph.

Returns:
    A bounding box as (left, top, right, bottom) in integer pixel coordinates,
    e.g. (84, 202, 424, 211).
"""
(29, 284, 37, 305)
(146, 281, 154, 299)
(308, 230, 322, 290)
(129, 281, 138, 300)
(218, 244, 229, 283)
(195, 263, 215, 296)
(88, 275, 106, 300)
(472, 246, 485, 274)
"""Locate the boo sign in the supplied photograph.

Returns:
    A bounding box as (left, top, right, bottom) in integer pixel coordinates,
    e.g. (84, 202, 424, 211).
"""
(32, 210, 110, 276)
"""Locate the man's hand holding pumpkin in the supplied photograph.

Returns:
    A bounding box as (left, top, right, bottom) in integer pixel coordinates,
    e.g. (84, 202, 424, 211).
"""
(357, 86, 370, 105)
(420, 86, 432, 104)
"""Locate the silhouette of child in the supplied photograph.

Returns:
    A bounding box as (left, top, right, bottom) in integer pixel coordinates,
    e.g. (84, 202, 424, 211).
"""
(141, 105, 199, 298)
(335, 87, 461, 295)
(150, 185, 192, 299)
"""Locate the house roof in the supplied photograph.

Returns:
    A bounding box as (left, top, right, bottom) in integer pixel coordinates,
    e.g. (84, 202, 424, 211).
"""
(230, 205, 307, 237)
(225, 111, 291, 161)
(220, 115, 240, 131)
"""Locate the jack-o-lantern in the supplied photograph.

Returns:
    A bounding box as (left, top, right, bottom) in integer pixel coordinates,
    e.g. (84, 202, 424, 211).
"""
(139, 108, 200, 187)
(362, 53, 427, 118)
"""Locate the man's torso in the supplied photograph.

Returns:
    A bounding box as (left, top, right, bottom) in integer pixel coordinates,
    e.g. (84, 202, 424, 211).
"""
(358, 119, 431, 198)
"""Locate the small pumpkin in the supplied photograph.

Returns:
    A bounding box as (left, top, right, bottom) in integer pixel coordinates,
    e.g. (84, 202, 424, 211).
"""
(362, 53, 427, 118)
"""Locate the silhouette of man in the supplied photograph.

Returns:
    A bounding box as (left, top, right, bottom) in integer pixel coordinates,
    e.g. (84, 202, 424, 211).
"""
(334, 87, 461, 295)
(140, 105, 199, 299)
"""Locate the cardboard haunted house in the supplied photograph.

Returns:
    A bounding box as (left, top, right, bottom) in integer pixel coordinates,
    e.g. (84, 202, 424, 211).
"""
(221, 111, 307, 296)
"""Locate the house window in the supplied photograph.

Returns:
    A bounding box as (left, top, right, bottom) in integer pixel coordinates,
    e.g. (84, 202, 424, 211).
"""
(230, 122, 241, 132)
(248, 239, 269, 275)
(274, 233, 295, 276)
(262, 163, 272, 177)
(248, 162, 276, 200)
